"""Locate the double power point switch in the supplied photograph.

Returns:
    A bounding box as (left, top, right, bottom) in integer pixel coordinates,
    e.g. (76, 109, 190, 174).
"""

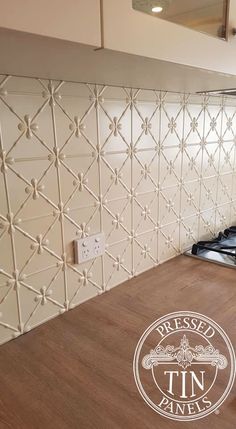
(74, 232, 105, 264)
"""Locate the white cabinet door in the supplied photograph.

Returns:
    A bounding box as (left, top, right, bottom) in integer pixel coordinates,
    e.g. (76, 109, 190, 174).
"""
(102, 0, 236, 75)
(0, 0, 101, 47)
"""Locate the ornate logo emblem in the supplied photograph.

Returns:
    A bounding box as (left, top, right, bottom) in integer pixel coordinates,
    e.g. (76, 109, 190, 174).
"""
(133, 311, 235, 421)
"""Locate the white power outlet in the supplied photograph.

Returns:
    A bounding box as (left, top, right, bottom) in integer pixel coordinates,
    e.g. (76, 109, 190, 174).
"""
(74, 232, 105, 264)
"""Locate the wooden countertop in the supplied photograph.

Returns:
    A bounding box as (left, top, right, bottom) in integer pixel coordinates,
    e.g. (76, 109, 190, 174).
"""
(0, 255, 235, 428)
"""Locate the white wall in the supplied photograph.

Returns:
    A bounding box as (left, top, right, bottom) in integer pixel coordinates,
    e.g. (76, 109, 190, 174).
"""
(0, 75, 236, 345)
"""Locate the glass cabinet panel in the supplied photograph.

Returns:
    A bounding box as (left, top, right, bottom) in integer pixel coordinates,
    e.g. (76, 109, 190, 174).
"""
(132, 0, 229, 39)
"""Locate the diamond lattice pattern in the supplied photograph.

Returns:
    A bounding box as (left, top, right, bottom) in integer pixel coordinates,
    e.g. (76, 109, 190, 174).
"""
(0, 76, 235, 344)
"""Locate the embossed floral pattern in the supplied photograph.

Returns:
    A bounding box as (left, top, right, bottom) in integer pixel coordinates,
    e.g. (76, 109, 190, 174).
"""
(0, 76, 235, 346)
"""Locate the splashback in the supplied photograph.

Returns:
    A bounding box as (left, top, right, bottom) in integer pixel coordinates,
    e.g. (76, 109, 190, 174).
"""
(0, 75, 235, 344)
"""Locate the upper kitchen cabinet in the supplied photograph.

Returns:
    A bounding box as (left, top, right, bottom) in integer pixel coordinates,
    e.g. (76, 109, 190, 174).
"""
(102, 0, 236, 74)
(1, 0, 236, 93)
(0, 0, 101, 47)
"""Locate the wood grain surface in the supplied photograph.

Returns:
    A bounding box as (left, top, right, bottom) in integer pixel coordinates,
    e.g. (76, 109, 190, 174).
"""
(0, 255, 235, 428)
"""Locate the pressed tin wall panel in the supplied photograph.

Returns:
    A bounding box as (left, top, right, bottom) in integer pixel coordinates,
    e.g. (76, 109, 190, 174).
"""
(0, 75, 236, 344)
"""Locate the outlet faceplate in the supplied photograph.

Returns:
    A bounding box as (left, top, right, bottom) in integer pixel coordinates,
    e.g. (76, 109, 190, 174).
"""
(74, 232, 105, 264)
